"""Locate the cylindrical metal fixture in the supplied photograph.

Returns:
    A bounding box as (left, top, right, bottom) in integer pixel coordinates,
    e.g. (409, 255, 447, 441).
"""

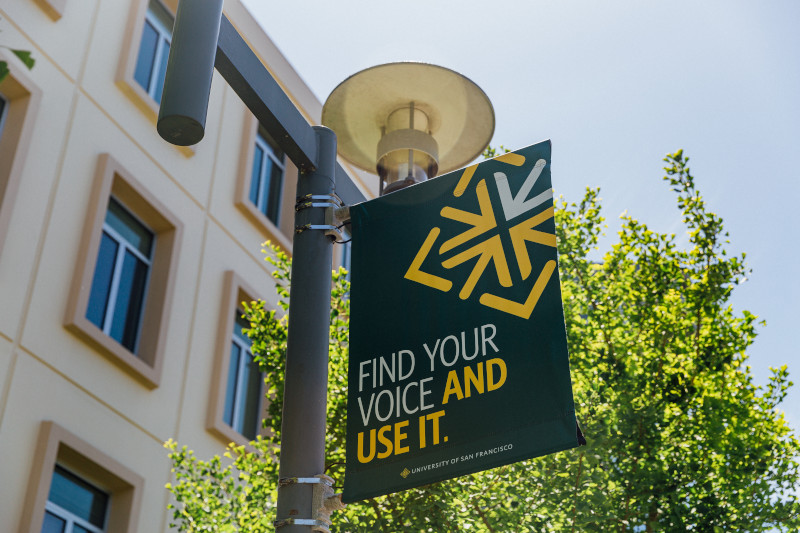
(321, 62, 495, 196)
(276, 126, 337, 531)
(157, 0, 224, 146)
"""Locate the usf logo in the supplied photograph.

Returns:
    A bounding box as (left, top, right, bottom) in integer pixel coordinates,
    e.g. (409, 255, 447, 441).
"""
(404, 152, 557, 320)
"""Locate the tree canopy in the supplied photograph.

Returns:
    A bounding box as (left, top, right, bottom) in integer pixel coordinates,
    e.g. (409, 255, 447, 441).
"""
(166, 151, 799, 532)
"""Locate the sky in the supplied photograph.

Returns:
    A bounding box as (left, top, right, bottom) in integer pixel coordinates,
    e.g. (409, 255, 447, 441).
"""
(240, 0, 800, 427)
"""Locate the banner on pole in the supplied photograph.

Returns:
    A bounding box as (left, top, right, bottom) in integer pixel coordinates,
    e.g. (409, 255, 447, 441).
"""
(343, 140, 580, 502)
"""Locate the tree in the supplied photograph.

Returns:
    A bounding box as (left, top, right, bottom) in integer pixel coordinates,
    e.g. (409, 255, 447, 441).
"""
(166, 151, 800, 532)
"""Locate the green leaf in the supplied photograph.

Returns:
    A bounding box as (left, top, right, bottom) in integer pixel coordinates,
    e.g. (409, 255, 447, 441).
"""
(11, 49, 35, 70)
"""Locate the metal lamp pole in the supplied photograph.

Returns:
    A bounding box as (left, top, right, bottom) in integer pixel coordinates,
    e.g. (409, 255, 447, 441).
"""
(158, 1, 358, 530)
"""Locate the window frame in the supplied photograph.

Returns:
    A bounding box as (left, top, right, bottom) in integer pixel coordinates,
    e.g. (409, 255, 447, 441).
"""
(234, 115, 296, 253)
(19, 421, 143, 533)
(224, 313, 264, 440)
(88, 199, 155, 354)
(132, 0, 173, 104)
(0, 49, 43, 255)
(207, 271, 269, 446)
(44, 502, 106, 533)
(44, 465, 110, 533)
(116, 0, 178, 118)
(64, 154, 183, 389)
(249, 126, 286, 226)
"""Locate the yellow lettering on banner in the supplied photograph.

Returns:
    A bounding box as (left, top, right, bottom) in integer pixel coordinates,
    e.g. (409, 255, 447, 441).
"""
(418, 410, 447, 447)
(404, 228, 453, 292)
(480, 260, 557, 319)
(357, 429, 376, 463)
(358, 421, 417, 463)
(442, 359, 508, 405)
(377, 425, 393, 459)
(487, 358, 507, 391)
(427, 410, 445, 444)
(442, 370, 464, 405)
(394, 420, 410, 455)
(464, 362, 484, 397)
(419, 414, 427, 448)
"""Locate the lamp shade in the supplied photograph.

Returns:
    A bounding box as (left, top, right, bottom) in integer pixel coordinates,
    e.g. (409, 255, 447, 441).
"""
(321, 62, 495, 177)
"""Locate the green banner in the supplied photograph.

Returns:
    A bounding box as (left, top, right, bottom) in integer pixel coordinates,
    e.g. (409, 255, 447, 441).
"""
(343, 141, 579, 502)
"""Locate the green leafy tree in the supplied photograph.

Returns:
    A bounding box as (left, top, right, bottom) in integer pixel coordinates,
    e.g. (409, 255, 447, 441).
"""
(166, 151, 799, 532)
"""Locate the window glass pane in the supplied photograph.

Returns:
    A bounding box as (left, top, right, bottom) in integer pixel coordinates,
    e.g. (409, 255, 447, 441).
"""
(223, 342, 241, 427)
(41, 511, 66, 533)
(0, 92, 8, 140)
(106, 198, 153, 258)
(341, 242, 352, 285)
(153, 40, 170, 104)
(48, 466, 108, 528)
(110, 251, 149, 353)
(265, 162, 284, 225)
(258, 157, 273, 217)
(148, 0, 174, 32)
(73, 525, 92, 533)
(133, 21, 158, 92)
(249, 145, 264, 206)
(234, 314, 250, 344)
(241, 352, 263, 440)
(86, 232, 119, 329)
(254, 128, 284, 225)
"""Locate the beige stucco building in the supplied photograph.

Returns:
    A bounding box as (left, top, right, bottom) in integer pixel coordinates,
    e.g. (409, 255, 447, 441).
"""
(0, 1, 374, 531)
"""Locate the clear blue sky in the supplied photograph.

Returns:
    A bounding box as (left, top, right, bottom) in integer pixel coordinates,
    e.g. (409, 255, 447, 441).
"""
(241, 0, 800, 427)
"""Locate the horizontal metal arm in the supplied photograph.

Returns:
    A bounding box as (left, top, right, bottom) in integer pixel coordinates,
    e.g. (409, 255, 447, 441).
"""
(215, 15, 366, 205)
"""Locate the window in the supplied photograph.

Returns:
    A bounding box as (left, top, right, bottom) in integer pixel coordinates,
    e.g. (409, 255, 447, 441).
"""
(86, 198, 154, 354)
(234, 117, 296, 250)
(249, 126, 285, 226)
(43, 466, 110, 533)
(65, 154, 182, 389)
(0, 92, 8, 139)
(208, 271, 268, 445)
(133, 0, 173, 104)
(0, 51, 42, 254)
(223, 313, 263, 440)
(340, 242, 352, 275)
(20, 422, 143, 533)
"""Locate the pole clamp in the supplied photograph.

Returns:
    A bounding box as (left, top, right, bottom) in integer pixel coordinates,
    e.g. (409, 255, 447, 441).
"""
(273, 518, 331, 529)
(278, 476, 334, 487)
(294, 195, 351, 242)
(273, 474, 345, 532)
(295, 193, 342, 212)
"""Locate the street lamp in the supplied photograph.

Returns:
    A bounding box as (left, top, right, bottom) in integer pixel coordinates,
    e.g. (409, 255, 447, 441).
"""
(322, 62, 495, 195)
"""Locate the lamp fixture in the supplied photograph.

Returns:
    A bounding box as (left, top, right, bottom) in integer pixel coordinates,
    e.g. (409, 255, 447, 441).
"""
(322, 62, 495, 195)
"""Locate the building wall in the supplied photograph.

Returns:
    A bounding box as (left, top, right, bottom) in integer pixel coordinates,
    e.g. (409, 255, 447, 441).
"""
(0, 1, 374, 531)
